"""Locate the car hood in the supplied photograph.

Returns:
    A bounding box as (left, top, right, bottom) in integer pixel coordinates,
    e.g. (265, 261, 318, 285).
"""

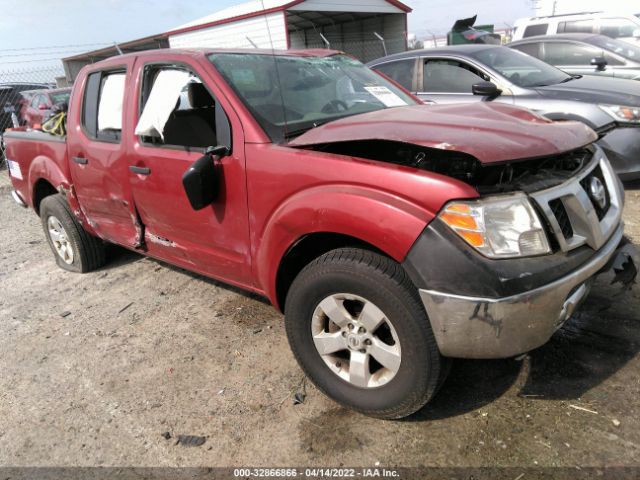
(289, 103, 597, 164)
(535, 75, 640, 105)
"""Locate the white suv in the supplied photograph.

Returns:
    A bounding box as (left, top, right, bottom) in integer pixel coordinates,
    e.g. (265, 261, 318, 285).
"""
(513, 12, 640, 46)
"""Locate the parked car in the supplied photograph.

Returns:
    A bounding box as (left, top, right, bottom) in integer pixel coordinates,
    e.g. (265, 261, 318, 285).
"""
(4, 49, 637, 419)
(509, 34, 640, 80)
(0, 83, 51, 132)
(369, 45, 640, 180)
(19, 88, 71, 128)
(513, 11, 640, 46)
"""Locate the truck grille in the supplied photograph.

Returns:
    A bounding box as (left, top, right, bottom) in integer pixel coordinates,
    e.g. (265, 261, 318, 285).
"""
(530, 150, 622, 252)
(549, 199, 574, 239)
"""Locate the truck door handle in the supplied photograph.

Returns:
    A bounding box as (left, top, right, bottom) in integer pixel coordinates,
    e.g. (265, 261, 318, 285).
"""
(129, 166, 151, 175)
(72, 156, 88, 165)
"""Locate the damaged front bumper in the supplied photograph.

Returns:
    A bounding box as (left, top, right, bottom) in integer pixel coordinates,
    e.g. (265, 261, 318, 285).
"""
(414, 224, 638, 359)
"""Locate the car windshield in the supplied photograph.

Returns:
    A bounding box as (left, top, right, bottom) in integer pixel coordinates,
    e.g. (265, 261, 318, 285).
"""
(50, 91, 70, 105)
(591, 36, 640, 61)
(209, 53, 417, 143)
(470, 47, 572, 87)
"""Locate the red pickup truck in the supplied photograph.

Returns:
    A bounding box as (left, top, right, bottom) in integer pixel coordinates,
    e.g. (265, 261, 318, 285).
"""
(4, 49, 637, 419)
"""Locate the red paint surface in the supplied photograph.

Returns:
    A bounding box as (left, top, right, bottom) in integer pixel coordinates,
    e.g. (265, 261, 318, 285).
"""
(5, 49, 593, 309)
(290, 103, 598, 163)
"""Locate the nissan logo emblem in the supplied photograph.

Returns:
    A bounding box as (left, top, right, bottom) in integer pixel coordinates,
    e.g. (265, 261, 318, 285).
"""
(589, 177, 607, 210)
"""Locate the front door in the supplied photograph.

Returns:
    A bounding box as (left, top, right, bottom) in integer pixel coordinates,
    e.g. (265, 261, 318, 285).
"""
(125, 60, 253, 288)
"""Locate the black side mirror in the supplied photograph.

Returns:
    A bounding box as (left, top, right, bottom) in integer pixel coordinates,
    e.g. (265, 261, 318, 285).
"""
(472, 81, 501, 97)
(590, 56, 607, 71)
(182, 145, 229, 210)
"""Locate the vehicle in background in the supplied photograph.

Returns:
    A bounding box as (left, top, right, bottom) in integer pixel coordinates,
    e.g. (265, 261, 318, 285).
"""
(5, 48, 636, 419)
(19, 88, 71, 128)
(447, 15, 501, 45)
(368, 45, 640, 180)
(512, 11, 640, 46)
(509, 34, 640, 80)
(0, 83, 51, 132)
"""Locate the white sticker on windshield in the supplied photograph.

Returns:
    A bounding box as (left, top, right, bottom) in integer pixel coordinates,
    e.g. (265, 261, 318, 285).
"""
(7, 159, 23, 180)
(364, 86, 407, 107)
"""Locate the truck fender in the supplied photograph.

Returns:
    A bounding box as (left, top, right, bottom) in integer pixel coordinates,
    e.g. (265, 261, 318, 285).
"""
(256, 184, 436, 307)
(28, 155, 97, 235)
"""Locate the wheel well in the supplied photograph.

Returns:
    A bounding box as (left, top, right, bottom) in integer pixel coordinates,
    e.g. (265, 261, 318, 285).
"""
(33, 179, 57, 214)
(275, 232, 387, 310)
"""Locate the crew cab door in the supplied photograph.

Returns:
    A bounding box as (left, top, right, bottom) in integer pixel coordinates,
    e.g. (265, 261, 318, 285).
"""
(67, 61, 141, 246)
(125, 59, 253, 287)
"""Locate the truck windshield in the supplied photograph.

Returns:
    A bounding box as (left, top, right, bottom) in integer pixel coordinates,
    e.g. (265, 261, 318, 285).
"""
(470, 47, 572, 88)
(209, 53, 417, 143)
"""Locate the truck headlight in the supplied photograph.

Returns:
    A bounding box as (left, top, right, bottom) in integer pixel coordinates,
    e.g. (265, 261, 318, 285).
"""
(438, 195, 551, 259)
(599, 104, 640, 124)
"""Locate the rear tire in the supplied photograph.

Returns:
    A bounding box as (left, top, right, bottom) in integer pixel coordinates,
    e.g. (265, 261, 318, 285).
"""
(284, 248, 448, 419)
(40, 194, 106, 273)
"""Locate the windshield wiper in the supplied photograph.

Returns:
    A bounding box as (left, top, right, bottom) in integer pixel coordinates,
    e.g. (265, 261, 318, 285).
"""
(283, 119, 335, 139)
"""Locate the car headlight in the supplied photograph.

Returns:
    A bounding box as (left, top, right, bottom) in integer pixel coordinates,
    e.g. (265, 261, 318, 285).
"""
(438, 195, 551, 259)
(599, 104, 640, 124)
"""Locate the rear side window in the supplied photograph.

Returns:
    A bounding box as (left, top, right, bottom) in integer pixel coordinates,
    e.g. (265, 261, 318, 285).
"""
(373, 59, 416, 91)
(511, 43, 542, 59)
(523, 24, 548, 37)
(558, 20, 595, 34)
(82, 70, 126, 142)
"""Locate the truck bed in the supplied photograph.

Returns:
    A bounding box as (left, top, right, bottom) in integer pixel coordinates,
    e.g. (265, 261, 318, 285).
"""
(3, 130, 68, 209)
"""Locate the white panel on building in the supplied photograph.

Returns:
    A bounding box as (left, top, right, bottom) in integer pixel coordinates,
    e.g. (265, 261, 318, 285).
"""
(288, 0, 404, 13)
(169, 12, 287, 49)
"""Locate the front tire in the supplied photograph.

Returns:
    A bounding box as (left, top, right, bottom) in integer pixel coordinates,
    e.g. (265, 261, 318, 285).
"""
(40, 194, 106, 273)
(284, 248, 447, 419)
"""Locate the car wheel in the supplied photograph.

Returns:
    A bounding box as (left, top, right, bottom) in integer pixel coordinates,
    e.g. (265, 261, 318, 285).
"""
(40, 194, 106, 273)
(284, 248, 448, 419)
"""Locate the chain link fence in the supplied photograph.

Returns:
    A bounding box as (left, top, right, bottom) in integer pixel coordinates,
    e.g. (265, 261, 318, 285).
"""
(1, 65, 66, 168)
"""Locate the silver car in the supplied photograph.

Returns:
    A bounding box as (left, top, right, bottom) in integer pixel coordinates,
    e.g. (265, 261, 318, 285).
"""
(509, 34, 640, 81)
(368, 45, 640, 180)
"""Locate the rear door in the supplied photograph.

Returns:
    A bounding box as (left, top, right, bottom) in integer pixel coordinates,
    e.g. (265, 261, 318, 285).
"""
(125, 57, 253, 287)
(67, 61, 141, 247)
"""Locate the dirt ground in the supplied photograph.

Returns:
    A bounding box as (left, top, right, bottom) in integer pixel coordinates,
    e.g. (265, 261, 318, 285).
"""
(1, 171, 639, 469)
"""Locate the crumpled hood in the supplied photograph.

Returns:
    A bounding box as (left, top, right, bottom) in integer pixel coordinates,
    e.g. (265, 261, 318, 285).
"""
(536, 75, 640, 106)
(289, 103, 597, 164)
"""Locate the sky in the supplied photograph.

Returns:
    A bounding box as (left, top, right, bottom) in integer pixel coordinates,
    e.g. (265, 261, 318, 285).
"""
(0, 0, 534, 72)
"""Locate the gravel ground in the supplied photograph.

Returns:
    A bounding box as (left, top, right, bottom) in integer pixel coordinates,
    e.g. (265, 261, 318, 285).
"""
(1, 172, 639, 469)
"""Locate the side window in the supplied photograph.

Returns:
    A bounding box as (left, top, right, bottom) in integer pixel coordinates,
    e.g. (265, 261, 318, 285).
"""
(511, 43, 542, 59)
(523, 23, 548, 37)
(373, 59, 415, 91)
(558, 20, 595, 34)
(423, 59, 487, 93)
(31, 95, 44, 108)
(600, 18, 639, 38)
(136, 66, 222, 149)
(82, 70, 126, 142)
(543, 42, 600, 65)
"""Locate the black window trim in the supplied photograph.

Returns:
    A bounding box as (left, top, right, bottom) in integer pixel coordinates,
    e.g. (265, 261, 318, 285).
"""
(80, 66, 127, 144)
(136, 60, 232, 154)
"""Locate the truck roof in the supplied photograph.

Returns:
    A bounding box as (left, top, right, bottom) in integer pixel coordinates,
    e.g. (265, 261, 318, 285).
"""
(88, 47, 344, 68)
